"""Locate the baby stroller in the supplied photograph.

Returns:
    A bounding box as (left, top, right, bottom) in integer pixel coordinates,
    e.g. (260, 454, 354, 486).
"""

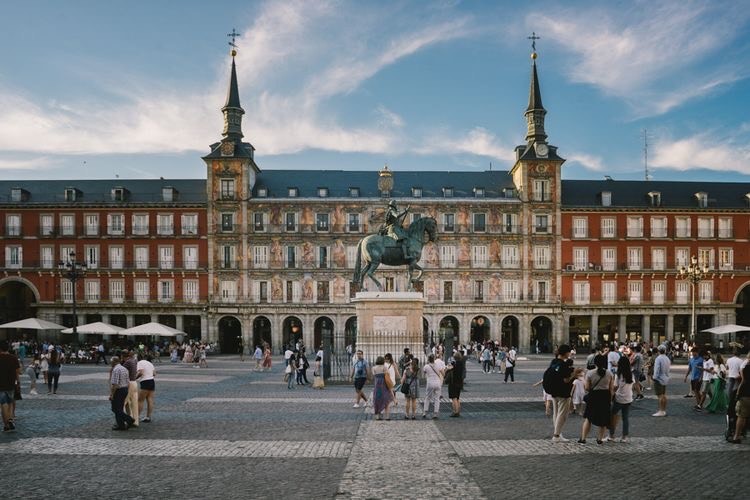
(725, 390, 748, 441)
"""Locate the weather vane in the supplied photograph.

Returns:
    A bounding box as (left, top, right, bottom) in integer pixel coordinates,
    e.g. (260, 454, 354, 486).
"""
(528, 31, 540, 53)
(227, 28, 241, 55)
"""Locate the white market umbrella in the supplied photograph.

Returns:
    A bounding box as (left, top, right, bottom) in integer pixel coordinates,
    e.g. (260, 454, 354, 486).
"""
(120, 322, 185, 337)
(61, 321, 125, 335)
(0, 318, 66, 330)
(701, 324, 750, 335)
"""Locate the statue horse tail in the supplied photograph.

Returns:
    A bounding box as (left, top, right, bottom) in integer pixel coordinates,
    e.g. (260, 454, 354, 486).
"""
(352, 238, 364, 285)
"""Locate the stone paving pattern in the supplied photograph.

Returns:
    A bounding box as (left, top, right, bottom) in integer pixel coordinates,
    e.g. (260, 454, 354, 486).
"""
(1, 354, 746, 499)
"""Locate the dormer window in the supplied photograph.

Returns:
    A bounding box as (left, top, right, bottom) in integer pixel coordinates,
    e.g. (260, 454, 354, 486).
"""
(64, 188, 77, 202)
(502, 187, 517, 199)
(349, 187, 360, 198)
(412, 187, 422, 198)
(600, 191, 612, 207)
(288, 187, 299, 198)
(474, 187, 485, 198)
(695, 192, 708, 208)
(257, 187, 268, 198)
(111, 187, 127, 202)
(443, 187, 454, 198)
(318, 187, 328, 198)
(648, 191, 661, 207)
(10, 188, 27, 202)
(162, 187, 176, 202)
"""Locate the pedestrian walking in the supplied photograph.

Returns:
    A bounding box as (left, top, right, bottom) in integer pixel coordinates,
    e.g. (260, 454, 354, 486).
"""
(543, 344, 581, 442)
(253, 345, 263, 371)
(372, 356, 393, 420)
(40, 348, 49, 385)
(504, 347, 516, 383)
(684, 348, 702, 402)
(608, 355, 634, 442)
(705, 354, 728, 414)
(46, 349, 62, 394)
(652, 345, 671, 417)
(286, 355, 297, 390)
(312, 355, 325, 389)
(401, 358, 420, 419)
(25, 357, 40, 395)
(262, 344, 272, 371)
(578, 354, 614, 444)
(447, 351, 465, 417)
(136, 354, 156, 423)
(728, 363, 750, 444)
(349, 350, 370, 407)
(726, 349, 744, 397)
(109, 356, 135, 431)
(384, 353, 400, 410)
(121, 350, 139, 427)
(422, 354, 444, 419)
(696, 350, 715, 410)
(0, 340, 21, 432)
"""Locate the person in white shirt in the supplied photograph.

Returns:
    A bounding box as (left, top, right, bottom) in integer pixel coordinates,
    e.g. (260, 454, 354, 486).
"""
(697, 351, 715, 410)
(253, 346, 263, 371)
(607, 345, 621, 374)
(422, 354, 444, 419)
(726, 349, 744, 395)
(136, 355, 156, 423)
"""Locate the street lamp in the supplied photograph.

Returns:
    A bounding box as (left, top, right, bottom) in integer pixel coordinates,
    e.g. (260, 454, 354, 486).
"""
(679, 255, 708, 342)
(58, 251, 87, 339)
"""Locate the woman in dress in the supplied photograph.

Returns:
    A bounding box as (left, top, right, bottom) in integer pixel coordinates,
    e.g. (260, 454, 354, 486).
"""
(40, 348, 50, 385)
(578, 354, 614, 444)
(182, 344, 194, 364)
(312, 355, 325, 389)
(47, 349, 62, 395)
(262, 344, 272, 371)
(286, 355, 297, 390)
(401, 358, 420, 419)
(383, 353, 400, 412)
(705, 353, 729, 413)
(447, 351, 465, 417)
(371, 356, 393, 420)
(608, 355, 634, 442)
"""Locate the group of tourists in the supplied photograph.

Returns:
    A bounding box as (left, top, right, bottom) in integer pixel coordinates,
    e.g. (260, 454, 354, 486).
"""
(108, 349, 157, 430)
(284, 345, 325, 390)
(251, 343, 273, 371)
(477, 342, 518, 382)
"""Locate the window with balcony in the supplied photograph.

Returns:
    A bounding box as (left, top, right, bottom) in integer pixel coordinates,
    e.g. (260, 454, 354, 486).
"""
(348, 213, 360, 232)
(254, 212, 266, 232)
(602, 248, 616, 271)
(40, 246, 54, 269)
(109, 246, 124, 269)
(253, 246, 268, 269)
(601, 217, 616, 238)
(573, 247, 588, 271)
(440, 245, 456, 268)
(258, 281, 269, 303)
(627, 247, 642, 271)
(5, 214, 21, 236)
(503, 280, 519, 303)
(184, 280, 199, 303)
(472, 245, 487, 267)
(132, 214, 149, 235)
(676, 281, 689, 305)
(108, 214, 124, 235)
(443, 281, 453, 302)
(346, 245, 357, 268)
(572, 217, 588, 238)
(474, 280, 484, 302)
(220, 281, 236, 303)
(602, 282, 616, 305)
(181, 214, 198, 235)
(157, 214, 173, 235)
(318, 246, 329, 269)
(719, 248, 733, 271)
(221, 245, 236, 269)
(85, 280, 100, 303)
(84, 245, 99, 269)
(443, 213, 455, 232)
(697, 217, 714, 238)
(183, 246, 198, 270)
(286, 212, 297, 232)
(220, 178, 235, 200)
(286, 246, 297, 268)
(411, 213, 422, 225)
(533, 180, 550, 201)
(221, 213, 234, 232)
(503, 213, 518, 234)
(61, 281, 73, 303)
(534, 281, 549, 302)
(159, 246, 174, 269)
(534, 245, 550, 269)
(158, 280, 174, 303)
(675, 217, 691, 238)
(5, 246, 22, 268)
(316, 213, 329, 232)
(40, 214, 54, 236)
(699, 281, 713, 304)
(285, 280, 299, 303)
(652, 281, 666, 305)
(698, 248, 714, 270)
(110, 280, 125, 304)
(60, 214, 75, 236)
(652, 248, 666, 271)
(574, 282, 590, 305)
(135, 247, 149, 269)
(502, 245, 519, 268)
(85, 214, 99, 236)
(628, 281, 642, 304)
(535, 214, 549, 233)
(317, 281, 330, 303)
(650, 217, 667, 238)
(473, 213, 486, 232)
(626, 216, 643, 238)
(718, 217, 733, 238)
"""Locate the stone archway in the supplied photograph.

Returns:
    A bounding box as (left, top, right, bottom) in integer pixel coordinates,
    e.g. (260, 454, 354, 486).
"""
(0, 279, 38, 325)
(314, 316, 334, 352)
(253, 316, 272, 350)
(218, 316, 242, 354)
(283, 316, 303, 349)
(439, 316, 459, 348)
(501, 315, 519, 349)
(345, 316, 357, 349)
(531, 316, 553, 353)
(470, 315, 490, 343)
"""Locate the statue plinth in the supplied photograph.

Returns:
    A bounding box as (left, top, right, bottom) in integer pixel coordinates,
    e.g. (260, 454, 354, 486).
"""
(352, 291, 425, 363)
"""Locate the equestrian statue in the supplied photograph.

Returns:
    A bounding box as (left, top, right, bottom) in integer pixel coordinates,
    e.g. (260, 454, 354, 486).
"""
(353, 200, 437, 291)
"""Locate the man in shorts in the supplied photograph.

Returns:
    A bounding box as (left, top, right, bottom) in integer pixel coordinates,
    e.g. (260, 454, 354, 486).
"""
(349, 350, 370, 408)
(0, 340, 21, 432)
(696, 350, 715, 410)
(683, 348, 702, 406)
(652, 345, 671, 417)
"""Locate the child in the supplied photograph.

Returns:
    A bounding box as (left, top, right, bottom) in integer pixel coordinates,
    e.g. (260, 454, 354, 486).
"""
(532, 379, 553, 416)
(25, 358, 40, 395)
(571, 368, 586, 415)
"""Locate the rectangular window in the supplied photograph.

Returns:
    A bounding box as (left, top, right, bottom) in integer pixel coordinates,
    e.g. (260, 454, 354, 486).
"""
(221, 245, 236, 269)
(64, 188, 76, 202)
(85, 280, 100, 303)
(650, 217, 667, 238)
(109, 246, 124, 269)
(286, 246, 297, 268)
(601, 191, 612, 206)
(602, 282, 616, 305)
(601, 217, 616, 238)
(162, 187, 175, 202)
(502, 280, 519, 303)
(158, 280, 174, 303)
(253, 246, 268, 269)
(626, 216, 643, 238)
(651, 248, 666, 271)
(221, 213, 234, 232)
(698, 248, 714, 270)
(85, 214, 99, 236)
(719, 248, 733, 271)
(40, 246, 54, 268)
(258, 281, 269, 303)
(5, 215, 21, 236)
(5, 246, 22, 268)
(183, 246, 198, 270)
(286, 212, 297, 232)
(471, 245, 487, 267)
(572, 217, 588, 238)
(61, 281, 73, 303)
(534, 246, 550, 269)
(473, 213, 486, 232)
(535, 214, 549, 233)
(181, 214, 198, 235)
(574, 282, 590, 305)
(109, 280, 125, 304)
(440, 245, 456, 268)
(40, 215, 54, 236)
(285, 280, 298, 303)
(443, 281, 453, 302)
(534, 281, 548, 302)
(718, 217, 733, 238)
(84, 245, 99, 269)
(502, 245, 519, 268)
(59, 245, 74, 264)
(220, 179, 235, 200)
(348, 213, 360, 232)
(220, 281, 236, 303)
(627, 247, 642, 271)
(652, 281, 666, 305)
(474, 280, 484, 302)
(184, 280, 199, 303)
(628, 281, 642, 304)
(318, 246, 329, 269)
(533, 179, 550, 201)
(107, 214, 124, 235)
(699, 281, 713, 304)
(157, 214, 173, 235)
(573, 247, 588, 271)
(132, 214, 149, 235)
(443, 213, 455, 232)
(135, 247, 149, 269)
(503, 213, 518, 234)
(254, 212, 266, 232)
(159, 246, 174, 269)
(317, 281, 329, 303)
(316, 213, 329, 232)
(675, 248, 689, 269)
(676, 281, 689, 305)
(675, 217, 691, 238)
(346, 245, 357, 268)
(697, 217, 714, 238)
(602, 248, 616, 271)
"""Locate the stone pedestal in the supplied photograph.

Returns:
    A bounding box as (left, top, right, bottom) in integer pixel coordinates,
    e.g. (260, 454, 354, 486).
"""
(352, 291, 425, 363)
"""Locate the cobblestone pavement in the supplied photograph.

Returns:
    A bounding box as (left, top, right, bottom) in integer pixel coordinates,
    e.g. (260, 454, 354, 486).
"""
(1, 354, 746, 499)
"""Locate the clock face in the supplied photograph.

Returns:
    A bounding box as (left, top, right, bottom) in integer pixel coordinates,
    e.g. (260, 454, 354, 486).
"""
(535, 143, 549, 158)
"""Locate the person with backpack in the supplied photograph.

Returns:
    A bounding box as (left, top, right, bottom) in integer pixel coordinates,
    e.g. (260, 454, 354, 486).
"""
(543, 344, 583, 443)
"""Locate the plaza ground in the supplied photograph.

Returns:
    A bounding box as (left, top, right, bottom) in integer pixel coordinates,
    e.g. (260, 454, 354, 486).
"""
(1, 354, 746, 499)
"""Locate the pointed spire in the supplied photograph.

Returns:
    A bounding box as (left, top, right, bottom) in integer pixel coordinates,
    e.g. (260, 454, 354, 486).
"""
(221, 50, 245, 139)
(526, 59, 544, 112)
(524, 50, 547, 144)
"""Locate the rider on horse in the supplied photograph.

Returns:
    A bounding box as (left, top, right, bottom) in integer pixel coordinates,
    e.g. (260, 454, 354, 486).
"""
(379, 200, 413, 261)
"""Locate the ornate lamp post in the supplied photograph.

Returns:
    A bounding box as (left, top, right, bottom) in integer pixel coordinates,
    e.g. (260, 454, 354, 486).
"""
(58, 251, 87, 340)
(679, 255, 708, 341)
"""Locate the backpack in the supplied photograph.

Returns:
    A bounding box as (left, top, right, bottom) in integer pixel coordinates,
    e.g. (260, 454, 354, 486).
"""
(542, 362, 564, 396)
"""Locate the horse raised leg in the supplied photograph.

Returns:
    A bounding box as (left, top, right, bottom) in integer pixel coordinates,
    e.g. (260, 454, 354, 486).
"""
(364, 260, 383, 291)
(407, 262, 423, 290)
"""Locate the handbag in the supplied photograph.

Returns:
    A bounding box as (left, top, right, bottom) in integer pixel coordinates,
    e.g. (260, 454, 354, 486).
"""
(583, 374, 602, 404)
(400, 378, 411, 395)
(444, 369, 454, 386)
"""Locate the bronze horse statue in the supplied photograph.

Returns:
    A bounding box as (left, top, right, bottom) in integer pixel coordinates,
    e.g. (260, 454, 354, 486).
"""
(353, 216, 437, 291)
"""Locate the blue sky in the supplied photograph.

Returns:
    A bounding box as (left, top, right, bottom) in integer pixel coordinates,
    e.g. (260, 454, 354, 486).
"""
(1, 0, 749, 182)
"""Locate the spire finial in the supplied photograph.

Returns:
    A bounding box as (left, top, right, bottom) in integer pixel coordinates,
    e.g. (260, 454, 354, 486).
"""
(528, 32, 540, 59)
(227, 28, 241, 57)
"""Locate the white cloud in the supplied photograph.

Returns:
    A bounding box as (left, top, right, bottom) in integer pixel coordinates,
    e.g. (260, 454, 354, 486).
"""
(567, 152, 605, 172)
(374, 105, 405, 129)
(534, 1, 750, 115)
(651, 133, 750, 174)
(0, 155, 58, 170)
(416, 127, 515, 161)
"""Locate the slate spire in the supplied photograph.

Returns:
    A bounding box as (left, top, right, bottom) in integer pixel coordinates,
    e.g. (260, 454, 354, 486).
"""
(524, 51, 547, 145)
(221, 52, 244, 139)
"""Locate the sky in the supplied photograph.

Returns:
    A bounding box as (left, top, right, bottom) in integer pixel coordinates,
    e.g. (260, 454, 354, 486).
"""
(1, 0, 750, 183)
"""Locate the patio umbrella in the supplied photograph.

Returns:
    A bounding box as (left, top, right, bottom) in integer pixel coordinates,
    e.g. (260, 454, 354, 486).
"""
(61, 321, 125, 335)
(0, 318, 67, 330)
(701, 324, 750, 335)
(120, 322, 185, 337)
